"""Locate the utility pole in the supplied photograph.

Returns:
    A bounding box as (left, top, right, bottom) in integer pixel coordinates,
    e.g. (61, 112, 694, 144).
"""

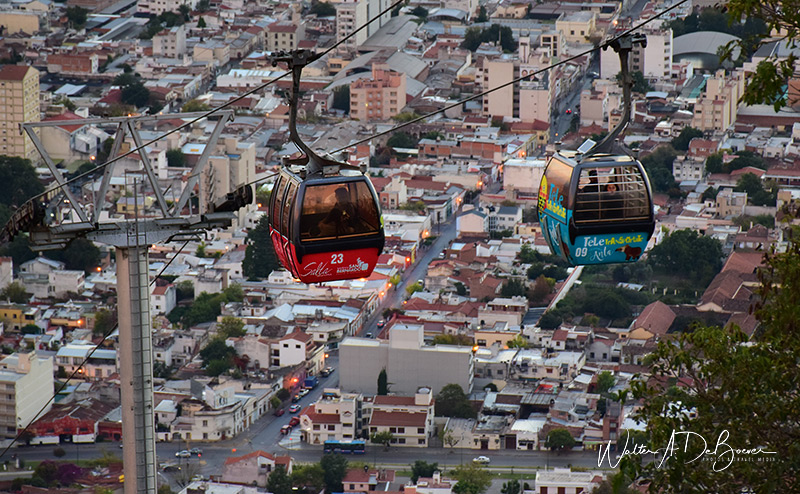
(5, 111, 253, 494)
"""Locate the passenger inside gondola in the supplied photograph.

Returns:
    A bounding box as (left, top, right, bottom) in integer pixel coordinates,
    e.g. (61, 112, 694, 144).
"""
(302, 183, 381, 240)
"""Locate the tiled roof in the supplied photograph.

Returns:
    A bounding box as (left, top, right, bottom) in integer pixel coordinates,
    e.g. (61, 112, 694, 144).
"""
(373, 395, 417, 406)
(634, 301, 676, 337)
(0, 65, 34, 81)
(224, 450, 282, 466)
(369, 410, 427, 427)
(42, 111, 85, 133)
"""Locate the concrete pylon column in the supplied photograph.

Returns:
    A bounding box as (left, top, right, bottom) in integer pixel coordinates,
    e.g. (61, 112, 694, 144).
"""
(116, 245, 157, 494)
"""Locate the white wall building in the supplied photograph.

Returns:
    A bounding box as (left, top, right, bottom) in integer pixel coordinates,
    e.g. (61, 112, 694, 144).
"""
(0, 352, 54, 439)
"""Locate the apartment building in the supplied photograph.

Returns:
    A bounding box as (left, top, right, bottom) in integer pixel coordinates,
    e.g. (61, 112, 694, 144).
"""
(364, 388, 435, 447)
(0, 64, 40, 160)
(299, 388, 363, 444)
(555, 11, 597, 44)
(0, 352, 54, 439)
(138, 0, 197, 15)
(339, 323, 474, 395)
(692, 70, 745, 134)
(55, 344, 117, 380)
(266, 22, 305, 52)
(478, 57, 551, 124)
(335, 0, 392, 51)
(153, 25, 187, 58)
(350, 66, 407, 121)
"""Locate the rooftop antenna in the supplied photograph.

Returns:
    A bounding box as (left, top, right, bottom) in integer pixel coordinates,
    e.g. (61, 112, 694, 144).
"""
(579, 33, 646, 162)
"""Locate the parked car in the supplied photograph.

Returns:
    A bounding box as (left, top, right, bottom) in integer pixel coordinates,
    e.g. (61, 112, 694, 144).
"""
(274, 408, 286, 417)
(565, 108, 572, 114)
(289, 416, 300, 427)
(320, 367, 334, 377)
(377, 319, 385, 329)
(175, 450, 191, 458)
(189, 448, 202, 456)
(291, 394, 301, 403)
(280, 425, 292, 435)
(289, 404, 301, 413)
(472, 456, 490, 464)
(365, 332, 372, 338)
(298, 389, 310, 398)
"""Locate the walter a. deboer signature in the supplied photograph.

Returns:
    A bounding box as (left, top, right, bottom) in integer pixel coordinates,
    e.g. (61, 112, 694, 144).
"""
(598, 430, 778, 471)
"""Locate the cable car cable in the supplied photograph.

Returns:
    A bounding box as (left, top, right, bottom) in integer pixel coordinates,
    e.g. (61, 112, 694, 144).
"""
(331, 0, 692, 155)
(0, 239, 192, 459)
(20, 0, 408, 208)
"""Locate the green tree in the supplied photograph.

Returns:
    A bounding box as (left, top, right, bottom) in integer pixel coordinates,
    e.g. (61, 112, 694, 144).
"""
(1, 282, 28, 303)
(93, 308, 116, 336)
(370, 430, 394, 449)
(121, 82, 150, 108)
(432, 334, 474, 346)
(623, 214, 800, 491)
(476, 5, 488, 22)
(506, 334, 529, 349)
(205, 358, 232, 377)
(530, 274, 551, 302)
(276, 388, 290, 400)
(310, 1, 336, 16)
(332, 85, 350, 112)
(405, 282, 424, 296)
(197, 16, 207, 28)
(166, 149, 187, 167)
(270, 395, 282, 409)
(182, 99, 211, 112)
(501, 278, 526, 297)
(545, 428, 576, 452)
(292, 463, 325, 493)
(199, 338, 236, 367)
(242, 215, 281, 280)
(217, 316, 245, 339)
(410, 6, 428, 18)
(705, 152, 723, 174)
(538, 310, 562, 329)
(596, 371, 616, 394)
(66, 6, 89, 29)
(158, 485, 175, 494)
(454, 282, 467, 296)
(320, 453, 348, 493)
(648, 229, 723, 285)
(392, 111, 420, 123)
(641, 146, 678, 194)
(435, 383, 476, 419)
(411, 460, 438, 483)
(501, 479, 521, 494)
(21, 324, 40, 335)
(671, 127, 704, 151)
(45, 237, 101, 273)
(451, 463, 492, 494)
(701, 186, 718, 202)
(0, 156, 45, 208)
(267, 465, 293, 494)
(387, 131, 418, 149)
(377, 368, 388, 395)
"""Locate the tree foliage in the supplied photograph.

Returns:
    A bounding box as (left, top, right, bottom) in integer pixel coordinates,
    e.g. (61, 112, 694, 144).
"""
(641, 146, 678, 194)
(44, 237, 101, 273)
(623, 214, 800, 492)
(647, 229, 723, 286)
(310, 1, 336, 17)
(166, 149, 187, 167)
(66, 6, 89, 29)
(461, 24, 516, 52)
(451, 463, 492, 494)
(320, 453, 348, 493)
(0, 156, 44, 209)
(387, 131, 418, 149)
(332, 85, 350, 112)
(411, 460, 438, 483)
(501, 479, 521, 494)
(500, 278, 526, 297)
(538, 310, 562, 329)
(435, 383, 476, 418)
(267, 465, 293, 494)
(545, 428, 576, 452)
(1, 282, 28, 303)
(292, 463, 325, 493)
(181, 285, 243, 327)
(734, 173, 777, 207)
(371, 430, 394, 448)
(217, 316, 245, 339)
(377, 368, 388, 395)
(182, 99, 211, 112)
(596, 371, 616, 395)
(93, 308, 116, 336)
(243, 215, 281, 280)
(432, 334, 474, 346)
(671, 127, 703, 151)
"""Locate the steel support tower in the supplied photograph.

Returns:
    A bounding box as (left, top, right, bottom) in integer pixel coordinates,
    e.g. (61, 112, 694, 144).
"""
(4, 111, 251, 494)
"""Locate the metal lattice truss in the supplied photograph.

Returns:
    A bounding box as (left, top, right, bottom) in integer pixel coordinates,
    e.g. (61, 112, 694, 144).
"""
(18, 111, 238, 250)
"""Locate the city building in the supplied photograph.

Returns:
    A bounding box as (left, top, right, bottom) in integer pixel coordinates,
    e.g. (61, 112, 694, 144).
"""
(0, 64, 40, 160)
(339, 323, 474, 395)
(691, 70, 745, 134)
(153, 25, 187, 58)
(349, 66, 407, 121)
(364, 388, 435, 447)
(299, 388, 363, 444)
(335, 0, 392, 51)
(0, 352, 54, 439)
(266, 22, 305, 52)
(221, 450, 293, 488)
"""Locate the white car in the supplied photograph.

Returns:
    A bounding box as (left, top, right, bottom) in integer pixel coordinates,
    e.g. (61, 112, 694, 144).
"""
(175, 450, 191, 458)
(472, 455, 490, 464)
(298, 388, 310, 398)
